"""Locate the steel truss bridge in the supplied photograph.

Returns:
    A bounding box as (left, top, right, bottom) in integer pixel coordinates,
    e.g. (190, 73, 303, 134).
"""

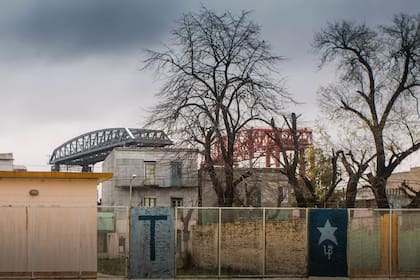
(49, 128, 173, 171)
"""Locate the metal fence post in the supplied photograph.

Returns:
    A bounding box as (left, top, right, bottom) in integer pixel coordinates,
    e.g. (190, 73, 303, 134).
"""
(218, 207, 222, 278)
(347, 208, 351, 273)
(306, 207, 309, 277)
(127, 206, 130, 277)
(174, 207, 178, 278)
(389, 208, 392, 278)
(262, 208, 266, 277)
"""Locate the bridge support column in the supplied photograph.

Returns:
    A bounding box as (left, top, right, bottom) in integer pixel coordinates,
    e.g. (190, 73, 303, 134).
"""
(82, 165, 92, 172)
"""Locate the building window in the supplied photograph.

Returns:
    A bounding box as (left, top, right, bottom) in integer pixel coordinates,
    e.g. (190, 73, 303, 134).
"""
(144, 161, 156, 185)
(170, 161, 183, 186)
(171, 197, 183, 207)
(118, 236, 126, 253)
(144, 197, 157, 207)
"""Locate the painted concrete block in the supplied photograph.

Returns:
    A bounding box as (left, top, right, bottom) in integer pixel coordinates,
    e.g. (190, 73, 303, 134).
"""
(130, 207, 174, 278)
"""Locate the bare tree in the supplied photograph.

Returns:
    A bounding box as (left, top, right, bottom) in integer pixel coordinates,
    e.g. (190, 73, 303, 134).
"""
(269, 113, 342, 208)
(314, 14, 420, 208)
(302, 148, 342, 208)
(338, 151, 374, 208)
(399, 180, 420, 208)
(269, 114, 307, 207)
(143, 8, 289, 206)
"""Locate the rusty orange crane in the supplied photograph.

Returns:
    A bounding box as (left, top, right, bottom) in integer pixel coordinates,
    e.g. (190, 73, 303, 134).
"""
(211, 127, 313, 168)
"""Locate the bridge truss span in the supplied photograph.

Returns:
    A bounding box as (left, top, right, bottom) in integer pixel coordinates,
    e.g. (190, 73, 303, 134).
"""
(49, 128, 173, 171)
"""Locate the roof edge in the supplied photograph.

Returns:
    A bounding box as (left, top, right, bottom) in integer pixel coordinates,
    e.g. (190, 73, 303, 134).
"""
(0, 171, 113, 183)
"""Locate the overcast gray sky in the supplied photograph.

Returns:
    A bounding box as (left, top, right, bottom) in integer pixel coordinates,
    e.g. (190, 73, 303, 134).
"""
(0, 0, 419, 170)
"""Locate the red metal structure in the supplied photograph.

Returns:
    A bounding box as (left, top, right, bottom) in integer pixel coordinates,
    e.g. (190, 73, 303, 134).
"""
(211, 127, 313, 167)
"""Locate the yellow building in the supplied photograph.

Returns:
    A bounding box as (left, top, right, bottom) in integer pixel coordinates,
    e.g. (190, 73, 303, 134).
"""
(0, 170, 112, 278)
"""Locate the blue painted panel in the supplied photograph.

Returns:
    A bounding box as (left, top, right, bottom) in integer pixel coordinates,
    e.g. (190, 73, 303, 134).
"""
(308, 209, 348, 277)
(130, 208, 174, 278)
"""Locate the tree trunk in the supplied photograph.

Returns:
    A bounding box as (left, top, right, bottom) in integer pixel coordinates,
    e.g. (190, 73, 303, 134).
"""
(371, 178, 389, 208)
(206, 164, 225, 206)
(345, 178, 358, 208)
(223, 164, 235, 206)
(289, 176, 306, 207)
(181, 208, 194, 269)
(301, 175, 320, 207)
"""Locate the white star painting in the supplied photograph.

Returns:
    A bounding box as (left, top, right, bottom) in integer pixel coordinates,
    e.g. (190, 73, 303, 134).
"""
(317, 219, 338, 246)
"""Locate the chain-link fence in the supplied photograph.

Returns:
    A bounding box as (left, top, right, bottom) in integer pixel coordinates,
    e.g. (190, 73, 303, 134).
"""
(395, 209, 420, 276)
(348, 209, 420, 277)
(1, 206, 419, 278)
(175, 207, 308, 278)
(97, 206, 130, 277)
(348, 209, 383, 276)
(176, 207, 420, 278)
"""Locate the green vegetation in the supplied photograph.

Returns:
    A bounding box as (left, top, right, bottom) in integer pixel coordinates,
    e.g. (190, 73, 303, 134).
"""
(98, 258, 127, 276)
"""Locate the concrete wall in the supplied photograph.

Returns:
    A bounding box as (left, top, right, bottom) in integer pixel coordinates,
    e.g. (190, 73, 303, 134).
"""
(199, 167, 290, 207)
(130, 208, 175, 278)
(0, 171, 111, 278)
(102, 147, 199, 207)
(0, 177, 97, 206)
(388, 167, 420, 191)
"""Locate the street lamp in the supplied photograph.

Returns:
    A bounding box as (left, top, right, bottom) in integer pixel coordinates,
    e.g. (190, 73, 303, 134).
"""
(129, 174, 137, 207)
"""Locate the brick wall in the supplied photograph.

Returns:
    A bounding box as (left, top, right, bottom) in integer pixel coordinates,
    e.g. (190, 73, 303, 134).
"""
(189, 218, 307, 276)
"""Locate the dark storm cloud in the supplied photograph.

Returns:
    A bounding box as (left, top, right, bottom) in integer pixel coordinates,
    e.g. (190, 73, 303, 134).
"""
(3, 0, 418, 61)
(0, 0, 183, 59)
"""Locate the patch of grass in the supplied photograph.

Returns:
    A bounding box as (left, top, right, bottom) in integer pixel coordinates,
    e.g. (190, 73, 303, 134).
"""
(98, 258, 127, 276)
(176, 256, 218, 276)
(177, 264, 257, 276)
(177, 266, 218, 276)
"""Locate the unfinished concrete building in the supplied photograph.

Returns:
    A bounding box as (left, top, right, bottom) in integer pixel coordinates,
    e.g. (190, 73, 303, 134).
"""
(199, 167, 290, 207)
(101, 147, 199, 207)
